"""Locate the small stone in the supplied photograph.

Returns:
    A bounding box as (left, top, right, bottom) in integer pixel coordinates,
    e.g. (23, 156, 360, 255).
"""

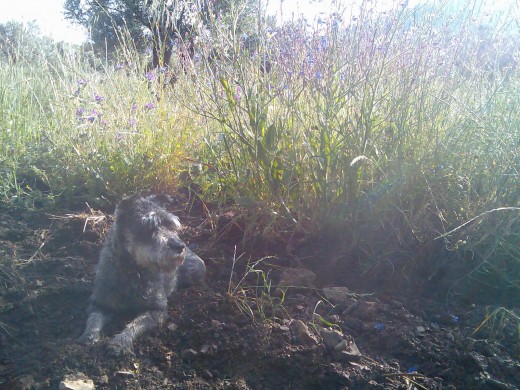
(16, 375, 35, 390)
(59, 373, 95, 390)
(416, 326, 426, 336)
(167, 323, 178, 331)
(321, 328, 344, 349)
(290, 319, 318, 345)
(211, 320, 222, 328)
(336, 340, 362, 362)
(115, 370, 135, 378)
(352, 302, 378, 320)
(323, 287, 350, 303)
(200, 344, 217, 354)
(272, 323, 290, 332)
(181, 349, 198, 360)
(334, 339, 348, 351)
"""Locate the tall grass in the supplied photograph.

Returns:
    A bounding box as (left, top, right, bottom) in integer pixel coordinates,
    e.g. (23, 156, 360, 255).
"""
(0, 1, 518, 296)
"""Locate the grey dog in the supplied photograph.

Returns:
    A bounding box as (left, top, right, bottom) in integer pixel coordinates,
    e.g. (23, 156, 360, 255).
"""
(78, 194, 206, 355)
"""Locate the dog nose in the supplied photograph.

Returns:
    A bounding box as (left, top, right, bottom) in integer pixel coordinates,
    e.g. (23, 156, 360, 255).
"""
(168, 239, 185, 254)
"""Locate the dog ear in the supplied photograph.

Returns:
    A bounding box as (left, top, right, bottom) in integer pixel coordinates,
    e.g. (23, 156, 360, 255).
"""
(118, 195, 136, 210)
(146, 193, 174, 207)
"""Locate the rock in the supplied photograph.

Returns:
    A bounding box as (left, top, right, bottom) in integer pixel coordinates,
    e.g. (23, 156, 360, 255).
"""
(321, 328, 344, 349)
(290, 319, 318, 345)
(59, 373, 95, 390)
(323, 287, 350, 303)
(200, 344, 217, 354)
(336, 340, 362, 362)
(468, 352, 488, 372)
(278, 268, 316, 289)
(334, 339, 348, 351)
(416, 326, 426, 336)
(352, 301, 378, 321)
(271, 323, 290, 333)
(167, 323, 178, 331)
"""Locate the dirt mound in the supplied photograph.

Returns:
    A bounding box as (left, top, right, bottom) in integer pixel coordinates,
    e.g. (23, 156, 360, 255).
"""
(0, 204, 518, 389)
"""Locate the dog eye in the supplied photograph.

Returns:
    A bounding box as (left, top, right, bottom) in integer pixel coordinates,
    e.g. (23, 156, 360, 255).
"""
(142, 212, 160, 231)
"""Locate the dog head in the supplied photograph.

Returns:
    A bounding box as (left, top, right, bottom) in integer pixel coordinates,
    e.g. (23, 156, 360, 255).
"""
(114, 194, 187, 270)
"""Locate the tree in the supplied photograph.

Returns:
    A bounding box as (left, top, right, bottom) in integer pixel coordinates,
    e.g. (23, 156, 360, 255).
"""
(64, 0, 257, 69)
(0, 21, 55, 64)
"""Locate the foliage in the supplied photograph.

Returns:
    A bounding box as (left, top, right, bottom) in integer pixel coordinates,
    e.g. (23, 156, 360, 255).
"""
(0, 0, 519, 300)
(64, 0, 258, 68)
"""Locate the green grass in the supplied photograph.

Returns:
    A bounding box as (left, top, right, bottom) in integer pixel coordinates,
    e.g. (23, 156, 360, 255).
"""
(0, 1, 518, 299)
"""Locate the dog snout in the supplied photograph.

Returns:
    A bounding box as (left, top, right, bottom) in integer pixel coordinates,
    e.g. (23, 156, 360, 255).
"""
(167, 238, 186, 254)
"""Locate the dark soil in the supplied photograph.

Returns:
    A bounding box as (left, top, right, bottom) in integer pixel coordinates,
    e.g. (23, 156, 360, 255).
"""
(0, 199, 519, 389)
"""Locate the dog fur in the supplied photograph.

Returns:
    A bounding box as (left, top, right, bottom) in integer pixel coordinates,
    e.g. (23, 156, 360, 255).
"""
(78, 194, 206, 355)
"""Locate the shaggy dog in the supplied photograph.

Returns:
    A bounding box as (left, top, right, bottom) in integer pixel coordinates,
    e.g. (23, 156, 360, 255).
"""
(78, 194, 206, 355)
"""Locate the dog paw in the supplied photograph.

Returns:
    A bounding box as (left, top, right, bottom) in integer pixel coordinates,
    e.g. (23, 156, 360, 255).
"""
(108, 334, 134, 356)
(77, 332, 100, 345)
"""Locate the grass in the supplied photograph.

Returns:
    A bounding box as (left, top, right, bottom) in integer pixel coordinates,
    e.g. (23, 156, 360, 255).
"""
(0, 1, 518, 302)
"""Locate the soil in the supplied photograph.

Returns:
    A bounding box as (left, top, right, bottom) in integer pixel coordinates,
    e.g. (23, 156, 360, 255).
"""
(0, 198, 519, 390)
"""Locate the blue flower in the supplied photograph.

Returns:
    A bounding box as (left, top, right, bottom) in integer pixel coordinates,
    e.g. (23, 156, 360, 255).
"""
(407, 365, 419, 373)
(374, 322, 385, 330)
(320, 36, 328, 50)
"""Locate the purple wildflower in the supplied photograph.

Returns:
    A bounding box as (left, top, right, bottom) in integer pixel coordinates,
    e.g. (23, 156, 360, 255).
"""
(129, 118, 138, 127)
(144, 102, 155, 110)
(115, 63, 125, 70)
(145, 71, 155, 81)
(131, 103, 138, 111)
(94, 92, 104, 103)
(86, 109, 102, 123)
(115, 132, 125, 141)
(234, 86, 242, 102)
(145, 47, 152, 55)
(77, 79, 88, 86)
(76, 107, 85, 122)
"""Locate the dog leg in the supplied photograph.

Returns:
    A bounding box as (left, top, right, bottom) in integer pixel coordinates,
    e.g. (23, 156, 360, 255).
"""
(78, 311, 108, 344)
(108, 310, 167, 356)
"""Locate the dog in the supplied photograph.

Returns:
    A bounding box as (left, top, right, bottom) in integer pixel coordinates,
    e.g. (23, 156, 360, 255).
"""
(78, 193, 206, 355)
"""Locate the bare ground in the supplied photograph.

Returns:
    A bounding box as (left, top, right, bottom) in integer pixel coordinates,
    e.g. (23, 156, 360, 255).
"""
(0, 199, 519, 389)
